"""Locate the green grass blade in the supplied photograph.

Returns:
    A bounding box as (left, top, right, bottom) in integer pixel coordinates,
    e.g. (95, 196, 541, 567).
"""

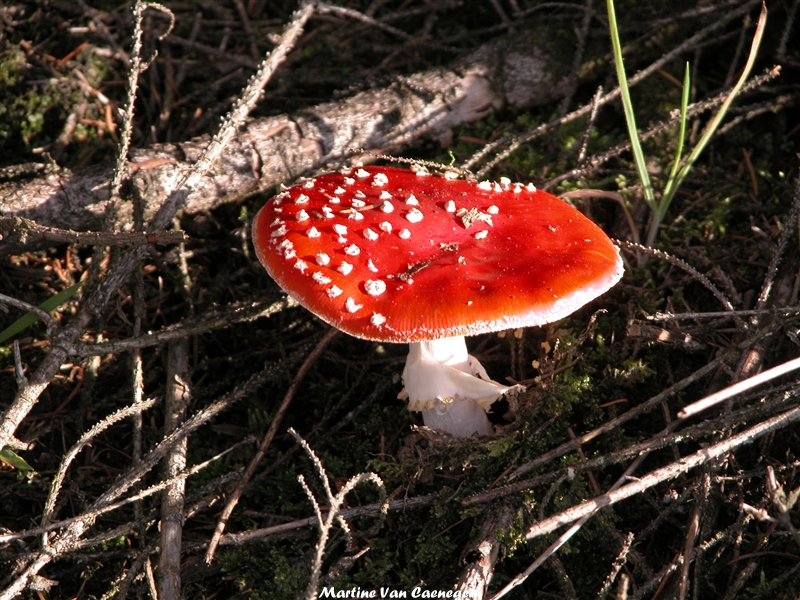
(647, 62, 691, 246)
(607, 0, 656, 211)
(0, 281, 82, 344)
(669, 4, 767, 203)
(661, 62, 691, 207)
(645, 62, 691, 246)
(0, 447, 35, 475)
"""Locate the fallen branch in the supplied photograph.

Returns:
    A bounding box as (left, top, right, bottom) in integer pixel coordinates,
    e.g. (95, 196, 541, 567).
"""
(0, 27, 561, 253)
(0, 216, 187, 247)
(523, 404, 800, 541)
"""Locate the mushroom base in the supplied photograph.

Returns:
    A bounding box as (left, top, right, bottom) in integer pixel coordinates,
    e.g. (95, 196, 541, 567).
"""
(419, 397, 494, 437)
(399, 337, 522, 437)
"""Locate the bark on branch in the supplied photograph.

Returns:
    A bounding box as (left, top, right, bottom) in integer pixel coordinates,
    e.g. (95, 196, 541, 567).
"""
(0, 29, 562, 254)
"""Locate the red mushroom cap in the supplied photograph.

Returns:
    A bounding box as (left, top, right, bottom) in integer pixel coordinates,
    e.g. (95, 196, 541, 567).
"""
(252, 166, 622, 342)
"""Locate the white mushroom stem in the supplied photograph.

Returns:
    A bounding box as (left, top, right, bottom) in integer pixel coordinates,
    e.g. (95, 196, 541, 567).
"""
(399, 336, 522, 437)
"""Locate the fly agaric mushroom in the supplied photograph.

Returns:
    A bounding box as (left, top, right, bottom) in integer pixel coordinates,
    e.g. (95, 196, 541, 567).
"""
(252, 165, 623, 437)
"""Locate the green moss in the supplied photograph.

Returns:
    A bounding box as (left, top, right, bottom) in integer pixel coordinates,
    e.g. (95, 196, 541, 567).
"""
(220, 545, 307, 600)
(0, 40, 94, 164)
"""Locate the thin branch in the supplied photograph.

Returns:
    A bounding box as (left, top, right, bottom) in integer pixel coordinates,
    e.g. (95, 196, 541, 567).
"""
(0, 0, 310, 449)
(158, 340, 191, 600)
(544, 67, 781, 190)
(465, 0, 762, 176)
(647, 306, 800, 321)
(12, 340, 27, 390)
(0, 293, 59, 333)
(523, 404, 800, 540)
(111, 1, 175, 198)
(508, 350, 729, 481)
(74, 297, 296, 357)
(0, 349, 303, 599)
(317, 3, 414, 40)
(456, 501, 516, 599)
(150, 0, 315, 232)
(597, 532, 634, 600)
(0, 216, 187, 247)
(490, 453, 648, 600)
(0, 439, 249, 545)
(211, 493, 436, 547)
(288, 429, 387, 600)
(40, 397, 160, 533)
(205, 327, 339, 564)
(464, 396, 798, 507)
(616, 240, 746, 331)
(678, 473, 709, 600)
(754, 169, 800, 310)
(678, 355, 800, 419)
